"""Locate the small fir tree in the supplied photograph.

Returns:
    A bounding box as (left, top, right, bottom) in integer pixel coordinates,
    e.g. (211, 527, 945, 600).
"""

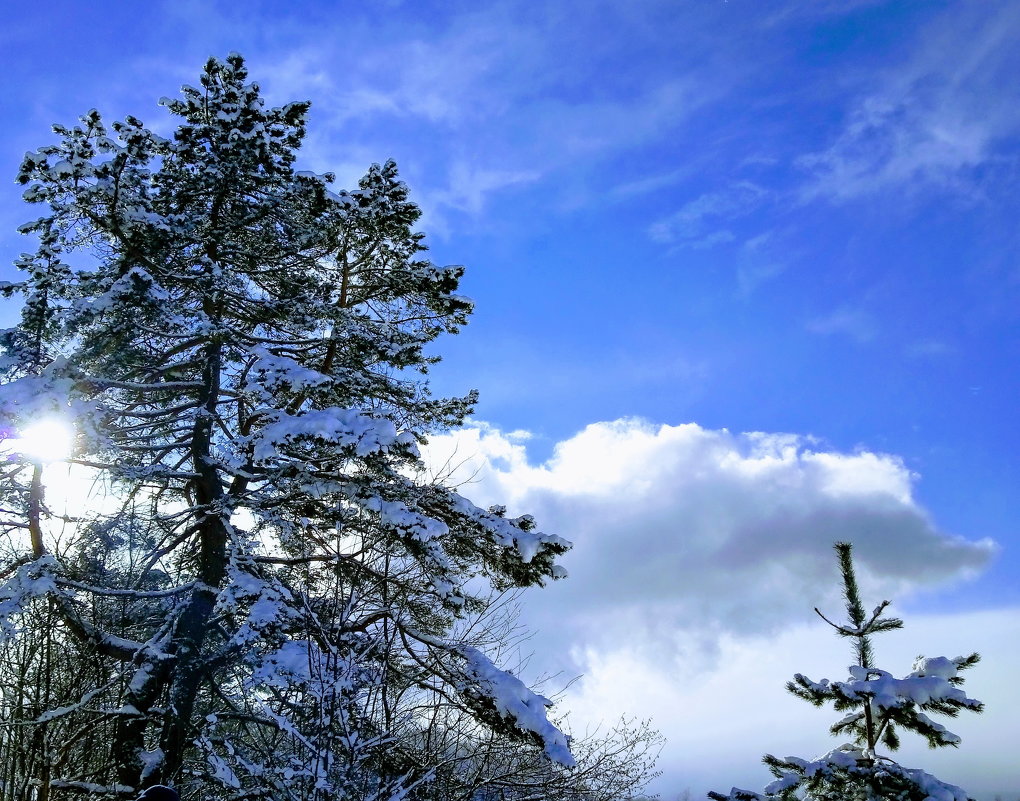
(709, 542, 983, 801)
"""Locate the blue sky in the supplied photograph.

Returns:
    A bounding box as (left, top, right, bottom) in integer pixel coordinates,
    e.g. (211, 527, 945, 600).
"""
(2, 1, 1018, 797)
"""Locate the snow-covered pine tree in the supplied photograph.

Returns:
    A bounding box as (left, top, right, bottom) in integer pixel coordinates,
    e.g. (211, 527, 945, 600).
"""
(0, 54, 577, 799)
(709, 542, 983, 801)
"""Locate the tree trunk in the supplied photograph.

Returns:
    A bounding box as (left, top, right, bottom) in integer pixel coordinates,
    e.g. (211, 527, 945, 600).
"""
(154, 339, 229, 786)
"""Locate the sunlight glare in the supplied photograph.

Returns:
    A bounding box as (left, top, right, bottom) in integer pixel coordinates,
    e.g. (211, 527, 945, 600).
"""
(16, 418, 75, 463)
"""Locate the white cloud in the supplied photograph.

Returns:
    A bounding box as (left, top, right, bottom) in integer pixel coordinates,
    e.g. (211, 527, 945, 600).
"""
(799, 2, 1020, 201)
(904, 338, 958, 359)
(650, 183, 766, 248)
(736, 231, 788, 297)
(426, 161, 541, 219)
(807, 306, 879, 343)
(203, 0, 735, 226)
(564, 609, 1019, 799)
(426, 420, 994, 652)
(610, 167, 691, 200)
(422, 419, 1004, 797)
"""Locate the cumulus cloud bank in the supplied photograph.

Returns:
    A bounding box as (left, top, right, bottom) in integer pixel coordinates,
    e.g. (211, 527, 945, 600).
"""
(423, 418, 1003, 796)
(424, 419, 995, 663)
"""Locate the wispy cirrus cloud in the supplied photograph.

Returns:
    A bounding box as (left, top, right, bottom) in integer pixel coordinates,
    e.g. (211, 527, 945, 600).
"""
(648, 182, 767, 249)
(734, 230, 790, 297)
(609, 167, 691, 200)
(798, 1, 1020, 202)
(807, 306, 880, 344)
(903, 338, 957, 359)
(419, 162, 542, 235)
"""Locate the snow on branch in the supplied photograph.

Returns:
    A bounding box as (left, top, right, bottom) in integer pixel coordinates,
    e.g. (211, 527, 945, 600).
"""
(0, 555, 150, 661)
(711, 744, 973, 801)
(794, 654, 982, 718)
(242, 347, 331, 396)
(73, 266, 170, 318)
(55, 577, 198, 598)
(0, 554, 60, 641)
(767, 745, 971, 801)
(446, 492, 571, 567)
(457, 645, 575, 768)
(213, 555, 300, 647)
(251, 407, 417, 464)
(0, 366, 76, 424)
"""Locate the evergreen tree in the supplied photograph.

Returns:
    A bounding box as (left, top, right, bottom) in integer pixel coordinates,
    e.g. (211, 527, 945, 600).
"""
(709, 542, 983, 801)
(0, 54, 588, 799)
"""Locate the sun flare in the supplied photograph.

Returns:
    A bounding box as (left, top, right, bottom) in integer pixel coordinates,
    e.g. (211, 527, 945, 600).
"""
(16, 418, 75, 463)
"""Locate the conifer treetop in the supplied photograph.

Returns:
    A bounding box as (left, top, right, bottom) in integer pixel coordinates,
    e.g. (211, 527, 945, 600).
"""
(0, 53, 580, 798)
(709, 542, 983, 801)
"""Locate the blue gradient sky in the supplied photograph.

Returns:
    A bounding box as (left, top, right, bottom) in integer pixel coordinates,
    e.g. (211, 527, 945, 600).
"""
(2, 1, 1018, 796)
